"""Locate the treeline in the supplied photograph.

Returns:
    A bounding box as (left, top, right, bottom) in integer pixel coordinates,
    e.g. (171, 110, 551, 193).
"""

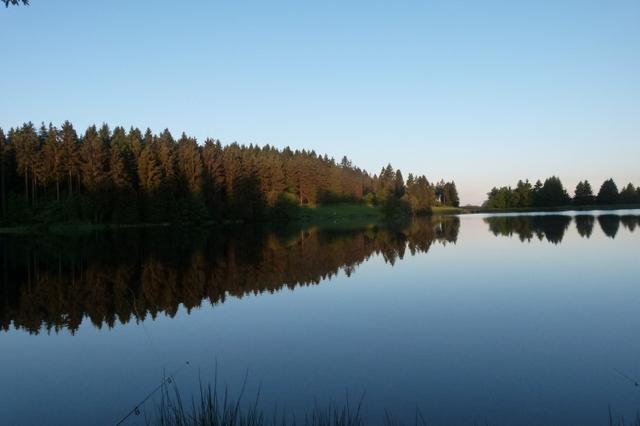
(0, 218, 460, 334)
(0, 122, 459, 225)
(484, 176, 640, 209)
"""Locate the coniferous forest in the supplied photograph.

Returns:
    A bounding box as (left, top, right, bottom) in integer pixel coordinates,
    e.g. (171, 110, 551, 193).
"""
(484, 176, 640, 209)
(0, 122, 459, 226)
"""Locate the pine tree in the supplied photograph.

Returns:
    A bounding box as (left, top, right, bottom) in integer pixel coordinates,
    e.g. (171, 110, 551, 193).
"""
(60, 121, 79, 198)
(11, 122, 39, 203)
(202, 139, 226, 215)
(42, 124, 63, 201)
(573, 180, 594, 205)
(80, 125, 107, 192)
(443, 181, 459, 207)
(619, 183, 637, 204)
(109, 130, 133, 191)
(394, 169, 405, 198)
(137, 144, 162, 193)
(596, 178, 619, 205)
(0, 128, 6, 218)
(176, 133, 203, 195)
(535, 176, 570, 207)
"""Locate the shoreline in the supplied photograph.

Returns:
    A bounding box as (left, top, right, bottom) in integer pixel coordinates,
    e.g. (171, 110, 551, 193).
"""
(1, 203, 639, 235)
(461, 203, 640, 215)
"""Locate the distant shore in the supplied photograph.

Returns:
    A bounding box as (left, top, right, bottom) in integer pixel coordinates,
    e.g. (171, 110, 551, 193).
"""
(460, 203, 640, 215)
(2, 203, 639, 235)
(0, 203, 385, 234)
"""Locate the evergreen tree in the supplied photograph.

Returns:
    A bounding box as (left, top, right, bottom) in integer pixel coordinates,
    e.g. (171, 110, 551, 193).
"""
(534, 176, 570, 207)
(619, 183, 637, 204)
(42, 124, 63, 201)
(11, 122, 39, 203)
(0, 128, 6, 218)
(137, 144, 162, 193)
(394, 169, 405, 198)
(442, 181, 459, 207)
(109, 127, 133, 190)
(202, 139, 226, 216)
(59, 121, 79, 198)
(596, 178, 619, 204)
(176, 133, 203, 195)
(514, 180, 532, 207)
(80, 125, 107, 192)
(573, 180, 594, 205)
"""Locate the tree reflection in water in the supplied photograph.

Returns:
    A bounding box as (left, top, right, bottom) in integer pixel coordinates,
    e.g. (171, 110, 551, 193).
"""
(0, 217, 460, 334)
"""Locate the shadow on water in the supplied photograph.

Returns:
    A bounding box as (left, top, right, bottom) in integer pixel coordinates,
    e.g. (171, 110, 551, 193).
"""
(0, 217, 460, 334)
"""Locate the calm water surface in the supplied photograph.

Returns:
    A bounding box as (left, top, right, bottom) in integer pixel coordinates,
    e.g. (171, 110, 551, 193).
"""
(1, 211, 640, 425)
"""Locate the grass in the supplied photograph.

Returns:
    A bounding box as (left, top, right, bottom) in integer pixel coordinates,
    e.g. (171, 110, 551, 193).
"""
(147, 374, 369, 426)
(294, 203, 384, 225)
(430, 206, 470, 215)
(128, 373, 640, 426)
(0, 203, 384, 235)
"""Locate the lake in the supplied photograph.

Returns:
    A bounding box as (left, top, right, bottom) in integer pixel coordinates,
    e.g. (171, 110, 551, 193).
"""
(1, 210, 639, 425)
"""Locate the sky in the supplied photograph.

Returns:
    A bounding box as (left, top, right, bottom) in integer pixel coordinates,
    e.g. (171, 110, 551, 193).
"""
(1, 0, 639, 205)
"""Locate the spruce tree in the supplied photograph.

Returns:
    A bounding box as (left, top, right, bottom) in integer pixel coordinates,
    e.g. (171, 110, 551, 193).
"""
(0, 128, 6, 219)
(59, 121, 79, 198)
(573, 180, 594, 205)
(42, 124, 62, 201)
(596, 179, 619, 205)
(80, 125, 107, 192)
(619, 183, 637, 204)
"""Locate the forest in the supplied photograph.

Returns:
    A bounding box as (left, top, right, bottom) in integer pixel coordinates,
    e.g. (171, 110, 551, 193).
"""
(483, 176, 640, 209)
(0, 122, 459, 225)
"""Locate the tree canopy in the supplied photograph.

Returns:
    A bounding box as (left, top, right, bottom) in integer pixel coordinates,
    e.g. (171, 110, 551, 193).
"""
(484, 176, 638, 209)
(0, 121, 458, 225)
(596, 178, 619, 204)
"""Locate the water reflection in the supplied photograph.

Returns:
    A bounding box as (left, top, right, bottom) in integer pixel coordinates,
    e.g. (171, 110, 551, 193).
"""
(2, 212, 639, 336)
(598, 214, 620, 238)
(575, 215, 595, 238)
(484, 215, 572, 243)
(484, 213, 639, 243)
(0, 217, 459, 335)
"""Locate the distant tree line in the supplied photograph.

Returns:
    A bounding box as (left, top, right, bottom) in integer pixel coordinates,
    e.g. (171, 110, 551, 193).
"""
(0, 122, 459, 225)
(483, 176, 640, 209)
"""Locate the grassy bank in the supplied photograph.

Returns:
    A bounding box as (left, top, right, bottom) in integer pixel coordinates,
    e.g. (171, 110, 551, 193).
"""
(294, 203, 384, 224)
(0, 203, 387, 235)
(8, 201, 635, 235)
(430, 206, 470, 215)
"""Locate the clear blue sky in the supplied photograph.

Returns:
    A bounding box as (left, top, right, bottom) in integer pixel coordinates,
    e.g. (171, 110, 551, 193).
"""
(2, 0, 638, 204)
